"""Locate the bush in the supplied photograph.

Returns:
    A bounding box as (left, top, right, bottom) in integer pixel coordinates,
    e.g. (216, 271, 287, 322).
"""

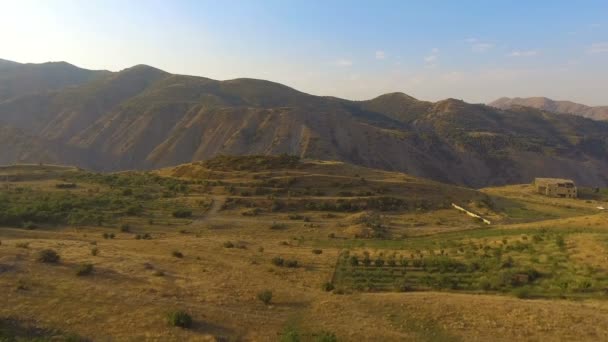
(172, 209, 192, 218)
(257, 289, 273, 305)
(37, 249, 60, 263)
(16, 242, 29, 249)
(91, 247, 99, 256)
(285, 260, 299, 268)
(270, 222, 286, 230)
(102, 233, 115, 239)
(22, 221, 37, 230)
(172, 251, 184, 258)
(167, 310, 193, 328)
(312, 249, 323, 255)
(76, 263, 94, 276)
(272, 256, 285, 266)
(120, 224, 131, 232)
(223, 241, 235, 248)
(322, 282, 335, 292)
(316, 331, 338, 342)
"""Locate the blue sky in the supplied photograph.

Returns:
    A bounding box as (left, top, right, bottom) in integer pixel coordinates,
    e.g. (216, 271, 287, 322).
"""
(1, 0, 607, 104)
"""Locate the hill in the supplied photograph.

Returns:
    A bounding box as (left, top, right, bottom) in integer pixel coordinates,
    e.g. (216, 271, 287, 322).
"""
(489, 97, 608, 121)
(1, 159, 608, 340)
(0, 59, 110, 102)
(1, 59, 608, 187)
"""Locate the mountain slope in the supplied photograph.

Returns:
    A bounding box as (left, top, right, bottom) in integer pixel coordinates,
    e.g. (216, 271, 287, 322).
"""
(1, 61, 607, 187)
(0, 59, 110, 102)
(489, 97, 608, 121)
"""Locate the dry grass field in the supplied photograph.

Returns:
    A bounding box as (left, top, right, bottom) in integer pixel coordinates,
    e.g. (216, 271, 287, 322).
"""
(1, 156, 608, 341)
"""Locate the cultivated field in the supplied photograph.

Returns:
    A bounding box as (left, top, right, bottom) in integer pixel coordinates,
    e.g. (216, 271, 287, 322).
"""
(1, 156, 608, 341)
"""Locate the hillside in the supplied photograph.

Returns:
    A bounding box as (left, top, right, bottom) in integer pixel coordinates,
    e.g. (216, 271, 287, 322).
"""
(0, 59, 110, 102)
(1, 159, 608, 340)
(490, 97, 608, 121)
(1, 59, 608, 187)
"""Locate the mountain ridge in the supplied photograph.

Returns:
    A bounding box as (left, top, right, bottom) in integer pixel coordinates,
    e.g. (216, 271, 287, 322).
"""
(1, 59, 608, 187)
(489, 96, 608, 121)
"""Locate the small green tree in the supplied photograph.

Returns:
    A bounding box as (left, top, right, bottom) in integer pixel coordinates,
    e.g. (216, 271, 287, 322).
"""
(167, 310, 192, 328)
(37, 249, 60, 263)
(257, 289, 273, 305)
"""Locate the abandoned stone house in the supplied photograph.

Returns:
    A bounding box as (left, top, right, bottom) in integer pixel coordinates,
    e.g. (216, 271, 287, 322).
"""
(534, 178, 577, 198)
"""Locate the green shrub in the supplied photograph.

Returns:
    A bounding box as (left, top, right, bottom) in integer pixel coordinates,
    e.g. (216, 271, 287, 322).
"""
(322, 282, 335, 292)
(285, 260, 299, 268)
(281, 327, 301, 342)
(172, 251, 184, 258)
(272, 256, 285, 266)
(257, 289, 273, 305)
(270, 222, 287, 230)
(22, 221, 37, 230)
(166, 310, 193, 328)
(76, 263, 94, 276)
(312, 249, 323, 255)
(172, 209, 192, 218)
(37, 249, 60, 263)
(223, 241, 235, 248)
(316, 331, 338, 342)
(120, 224, 131, 232)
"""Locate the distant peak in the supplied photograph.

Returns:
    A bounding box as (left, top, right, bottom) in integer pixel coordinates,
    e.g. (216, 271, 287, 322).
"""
(371, 92, 418, 101)
(122, 64, 166, 72)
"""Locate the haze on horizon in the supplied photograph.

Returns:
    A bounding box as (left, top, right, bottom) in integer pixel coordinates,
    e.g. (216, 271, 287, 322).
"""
(1, 0, 607, 105)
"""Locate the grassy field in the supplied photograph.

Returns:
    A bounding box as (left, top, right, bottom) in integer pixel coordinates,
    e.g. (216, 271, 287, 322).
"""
(1, 157, 608, 341)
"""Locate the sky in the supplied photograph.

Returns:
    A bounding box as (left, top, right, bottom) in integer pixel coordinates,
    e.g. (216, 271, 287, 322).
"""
(1, 0, 607, 105)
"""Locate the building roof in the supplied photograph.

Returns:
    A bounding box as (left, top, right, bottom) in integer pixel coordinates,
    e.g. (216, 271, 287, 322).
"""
(534, 178, 575, 185)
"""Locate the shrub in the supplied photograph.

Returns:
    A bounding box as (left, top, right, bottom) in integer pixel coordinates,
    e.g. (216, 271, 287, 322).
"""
(16, 242, 29, 249)
(257, 289, 273, 305)
(272, 256, 285, 266)
(37, 249, 60, 263)
(120, 224, 131, 232)
(166, 310, 193, 328)
(172, 251, 184, 258)
(91, 247, 99, 256)
(322, 282, 335, 292)
(312, 249, 323, 255)
(76, 263, 94, 276)
(281, 327, 300, 342)
(153, 270, 165, 277)
(172, 209, 192, 218)
(316, 331, 338, 342)
(22, 221, 37, 230)
(349, 255, 359, 266)
(270, 222, 286, 230)
(223, 241, 235, 248)
(285, 260, 299, 268)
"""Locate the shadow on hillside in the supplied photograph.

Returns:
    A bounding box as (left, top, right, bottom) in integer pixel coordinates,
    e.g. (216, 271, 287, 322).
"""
(0, 317, 89, 341)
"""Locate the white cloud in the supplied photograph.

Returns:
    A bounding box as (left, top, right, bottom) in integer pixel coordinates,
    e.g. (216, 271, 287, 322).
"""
(588, 42, 608, 53)
(375, 50, 386, 60)
(431, 47, 439, 53)
(464, 38, 494, 52)
(472, 43, 494, 53)
(508, 50, 539, 57)
(424, 55, 437, 63)
(335, 58, 353, 67)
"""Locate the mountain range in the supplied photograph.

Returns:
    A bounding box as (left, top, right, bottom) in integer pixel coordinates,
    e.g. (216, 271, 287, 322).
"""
(489, 97, 608, 121)
(1, 58, 607, 187)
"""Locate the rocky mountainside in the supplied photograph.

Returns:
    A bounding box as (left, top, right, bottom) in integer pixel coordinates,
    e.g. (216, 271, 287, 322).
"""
(489, 97, 608, 121)
(1, 59, 608, 187)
